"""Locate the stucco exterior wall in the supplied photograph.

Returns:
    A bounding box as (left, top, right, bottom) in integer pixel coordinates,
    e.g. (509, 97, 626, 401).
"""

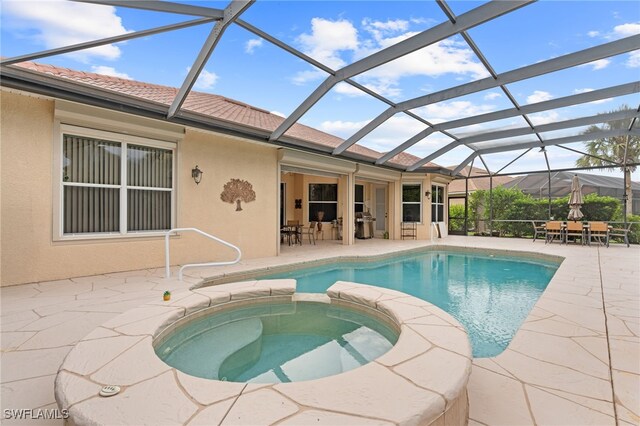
(1, 91, 278, 286)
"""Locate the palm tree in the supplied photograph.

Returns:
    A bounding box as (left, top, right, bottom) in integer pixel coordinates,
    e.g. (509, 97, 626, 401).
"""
(576, 105, 639, 217)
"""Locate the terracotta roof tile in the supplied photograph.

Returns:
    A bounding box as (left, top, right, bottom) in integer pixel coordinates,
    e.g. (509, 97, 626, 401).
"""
(448, 166, 514, 193)
(13, 61, 435, 169)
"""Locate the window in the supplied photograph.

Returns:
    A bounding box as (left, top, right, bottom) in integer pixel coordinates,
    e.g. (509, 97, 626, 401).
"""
(431, 185, 445, 222)
(402, 184, 421, 222)
(355, 184, 364, 213)
(59, 126, 174, 237)
(309, 183, 337, 222)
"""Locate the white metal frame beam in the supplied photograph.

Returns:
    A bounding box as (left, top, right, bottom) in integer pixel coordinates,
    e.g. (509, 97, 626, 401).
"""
(462, 109, 639, 145)
(1, 18, 218, 66)
(72, 0, 225, 18)
(453, 128, 635, 173)
(167, 0, 254, 118)
(269, 0, 533, 143)
(406, 82, 640, 170)
(338, 35, 640, 156)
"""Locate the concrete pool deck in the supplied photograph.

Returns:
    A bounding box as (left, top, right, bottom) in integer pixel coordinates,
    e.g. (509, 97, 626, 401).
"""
(1, 236, 638, 425)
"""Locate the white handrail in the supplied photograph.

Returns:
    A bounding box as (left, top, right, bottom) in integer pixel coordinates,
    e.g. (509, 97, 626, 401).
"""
(165, 228, 242, 281)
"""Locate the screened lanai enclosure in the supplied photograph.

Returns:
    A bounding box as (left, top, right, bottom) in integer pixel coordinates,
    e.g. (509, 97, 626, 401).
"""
(1, 0, 639, 239)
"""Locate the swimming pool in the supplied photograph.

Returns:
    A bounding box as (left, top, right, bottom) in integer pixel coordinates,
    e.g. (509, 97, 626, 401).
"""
(261, 250, 560, 357)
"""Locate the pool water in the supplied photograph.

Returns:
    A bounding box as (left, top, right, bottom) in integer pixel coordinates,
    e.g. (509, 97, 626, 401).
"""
(263, 251, 559, 357)
(155, 302, 398, 383)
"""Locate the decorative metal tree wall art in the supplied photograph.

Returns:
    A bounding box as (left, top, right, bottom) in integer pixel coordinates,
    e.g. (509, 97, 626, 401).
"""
(220, 178, 256, 211)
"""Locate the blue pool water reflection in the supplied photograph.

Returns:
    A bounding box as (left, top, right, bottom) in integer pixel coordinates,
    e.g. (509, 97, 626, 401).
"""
(263, 251, 559, 357)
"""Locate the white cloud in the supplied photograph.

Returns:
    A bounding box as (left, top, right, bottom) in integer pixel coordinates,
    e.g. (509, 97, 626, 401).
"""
(292, 69, 327, 85)
(245, 38, 263, 54)
(91, 65, 131, 80)
(321, 115, 430, 153)
(297, 18, 358, 70)
(526, 90, 553, 104)
(270, 111, 286, 118)
(613, 22, 640, 37)
(319, 119, 369, 138)
(334, 82, 367, 97)
(528, 111, 561, 126)
(2, 0, 130, 62)
(414, 100, 497, 123)
(573, 88, 613, 104)
(580, 58, 611, 70)
(362, 18, 409, 33)
(292, 16, 488, 94)
(484, 92, 502, 101)
(353, 38, 489, 98)
(590, 21, 640, 41)
(626, 50, 640, 68)
(362, 18, 409, 43)
(188, 68, 218, 91)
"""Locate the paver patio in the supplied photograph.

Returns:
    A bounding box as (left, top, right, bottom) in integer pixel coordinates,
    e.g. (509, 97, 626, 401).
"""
(1, 236, 638, 425)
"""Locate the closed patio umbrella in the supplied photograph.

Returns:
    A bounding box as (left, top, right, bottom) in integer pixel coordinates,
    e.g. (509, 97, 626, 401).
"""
(567, 175, 584, 220)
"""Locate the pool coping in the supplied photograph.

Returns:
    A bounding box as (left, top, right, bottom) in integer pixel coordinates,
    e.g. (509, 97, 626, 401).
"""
(55, 279, 472, 425)
(197, 244, 564, 288)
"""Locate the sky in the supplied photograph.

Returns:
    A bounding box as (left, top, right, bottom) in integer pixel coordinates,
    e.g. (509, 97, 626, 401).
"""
(2, 0, 639, 180)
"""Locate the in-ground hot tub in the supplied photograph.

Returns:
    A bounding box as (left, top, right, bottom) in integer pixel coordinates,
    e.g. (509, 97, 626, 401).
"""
(155, 300, 399, 383)
(56, 280, 472, 425)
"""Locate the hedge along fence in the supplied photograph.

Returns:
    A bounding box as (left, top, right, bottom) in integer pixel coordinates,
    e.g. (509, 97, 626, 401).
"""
(461, 188, 639, 243)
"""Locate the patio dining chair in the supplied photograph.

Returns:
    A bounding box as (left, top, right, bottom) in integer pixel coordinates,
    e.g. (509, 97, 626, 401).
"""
(283, 220, 302, 245)
(565, 221, 585, 245)
(301, 221, 317, 245)
(545, 221, 563, 244)
(587, 221, 609, 246)
(608, 222, 632, 247)
(531, 221, 546, 242)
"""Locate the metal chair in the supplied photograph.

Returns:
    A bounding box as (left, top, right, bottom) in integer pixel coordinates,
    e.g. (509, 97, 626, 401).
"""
(545, 221, 563, 244)
(301, 221, 317, 245)
(587, 222, 609, 246)
(608, 222, 632, 247)
(283, 220, 301, 245)
(531, 220, 545, 242)
(565, 221, 585, 245)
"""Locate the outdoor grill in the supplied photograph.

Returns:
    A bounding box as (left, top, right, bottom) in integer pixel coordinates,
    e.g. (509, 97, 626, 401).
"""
(355, 211, 376, 239)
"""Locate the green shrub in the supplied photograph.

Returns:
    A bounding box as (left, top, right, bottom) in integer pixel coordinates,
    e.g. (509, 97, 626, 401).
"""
(504, 199, 547, 237)
(579, 194, 620, 221)
(465, 188, 624, 238)
(449, 204, 466, 232)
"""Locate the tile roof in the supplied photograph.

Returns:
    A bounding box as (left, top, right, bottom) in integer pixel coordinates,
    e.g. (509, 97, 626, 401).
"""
(13, 61, 439, 169)
(448, 166, 515, 194)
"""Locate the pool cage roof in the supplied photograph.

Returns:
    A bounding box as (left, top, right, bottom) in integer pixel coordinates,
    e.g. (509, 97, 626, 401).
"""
(1, 0, 639, 179)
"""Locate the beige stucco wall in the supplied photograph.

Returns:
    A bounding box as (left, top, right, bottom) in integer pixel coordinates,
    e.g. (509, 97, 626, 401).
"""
(1, 91, 278, 286)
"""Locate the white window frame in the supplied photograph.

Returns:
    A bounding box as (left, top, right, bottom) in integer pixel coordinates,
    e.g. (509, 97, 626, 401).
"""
(431, 184, 446, 223)
(402, 183, 422, 223)
(355, 184, 365, 213)
(308, 183, 338, 222)
(53, 124, 177, 241)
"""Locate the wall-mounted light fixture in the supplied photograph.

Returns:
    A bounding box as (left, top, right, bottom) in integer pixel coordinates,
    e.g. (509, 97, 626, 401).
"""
(425, 191, 431, 199)
(192, 165, 203, 185)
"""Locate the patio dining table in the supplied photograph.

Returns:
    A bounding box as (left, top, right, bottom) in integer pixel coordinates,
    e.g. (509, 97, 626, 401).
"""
(280, 225, 302, 246)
